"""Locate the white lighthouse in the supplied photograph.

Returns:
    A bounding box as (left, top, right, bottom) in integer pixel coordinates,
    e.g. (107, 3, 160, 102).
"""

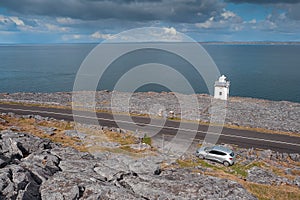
(214, 75, 230, 100)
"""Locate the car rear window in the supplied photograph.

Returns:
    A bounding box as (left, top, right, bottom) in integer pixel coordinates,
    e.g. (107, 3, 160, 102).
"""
(230, 152, 234, 157)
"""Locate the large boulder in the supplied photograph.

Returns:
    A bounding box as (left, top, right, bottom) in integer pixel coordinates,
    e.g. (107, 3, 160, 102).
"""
(0, 165, 41, 200)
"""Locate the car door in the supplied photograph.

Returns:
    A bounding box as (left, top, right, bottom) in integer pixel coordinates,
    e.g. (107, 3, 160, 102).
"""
(207, 150, 226, 163)
(214, 151, 227, 162)
(206, 150, 219, 161)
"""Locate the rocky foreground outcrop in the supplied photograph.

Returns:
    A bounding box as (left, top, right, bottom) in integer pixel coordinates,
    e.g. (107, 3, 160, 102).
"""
(0, 130, 257, 200)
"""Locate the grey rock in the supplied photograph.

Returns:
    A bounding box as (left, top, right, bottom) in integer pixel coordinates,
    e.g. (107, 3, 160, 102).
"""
(37, 126, 56, 136)
(0, 168, 15, 199)
(0, 165, 41, 200)
(247, 166, 294, 186)
(11, 165, 41, 200)
(94, 157, 131, 181)
(1, 137, 24, 159)
(16, 182, 40, 200)
(34, 115, 44, 121)
(274, 152, 285, 161)
(0, 117, 7, 124)
(41, 183, 79, 200)
(41, 171, 139, 200)
(64, 130, 86, 140)
(21, 115, 34, 119)
(289, 153, 300, 162)
(1, 130, 54, 154)
(119, 169, 257, 200)
(294, 176, 300, 187)
(7, 112, 16, 117)
(50, 146, 92, 161)
(128, 156, 164, 175)
(258, 149, 272, 160)
(94, 165, 116, 181)
(20, 151, 61, 182)
(81, 184, 138, 200)
(40, 170, 138, 200)
(247, 167, 277, 185)
(96, 141, 121, 148)
(284, 168, 292, 175)
(282, 153, 289, 161)
(0, 157, 8, 168)
(129, 143, 151, 151)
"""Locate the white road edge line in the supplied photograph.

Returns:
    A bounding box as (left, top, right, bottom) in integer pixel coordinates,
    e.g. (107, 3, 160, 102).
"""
(0, 106, 299, 147)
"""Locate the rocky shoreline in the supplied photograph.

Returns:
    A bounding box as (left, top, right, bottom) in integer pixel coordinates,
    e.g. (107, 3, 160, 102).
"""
(0, 112, 300, 199)
(0, 91, 299, 134)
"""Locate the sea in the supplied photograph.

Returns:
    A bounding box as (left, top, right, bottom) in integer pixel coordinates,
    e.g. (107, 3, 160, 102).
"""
(0, 43, 299, 103)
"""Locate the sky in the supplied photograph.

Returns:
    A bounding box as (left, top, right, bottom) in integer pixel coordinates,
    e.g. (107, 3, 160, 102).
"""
(0, 0, 300, 43)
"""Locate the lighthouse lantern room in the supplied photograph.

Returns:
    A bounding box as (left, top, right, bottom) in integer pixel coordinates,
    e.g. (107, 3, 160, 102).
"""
(214, 75, 230, 100)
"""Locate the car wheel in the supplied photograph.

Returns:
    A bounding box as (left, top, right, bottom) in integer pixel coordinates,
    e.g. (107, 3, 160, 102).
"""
(198, 155, 205, 159)
(223, 161, 230, 167)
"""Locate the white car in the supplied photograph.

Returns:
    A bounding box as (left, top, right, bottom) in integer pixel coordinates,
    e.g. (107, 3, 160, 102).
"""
(196, 145, 235, 166)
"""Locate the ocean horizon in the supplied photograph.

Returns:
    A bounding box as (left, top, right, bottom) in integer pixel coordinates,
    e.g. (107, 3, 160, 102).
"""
(1, 43, 299, 103)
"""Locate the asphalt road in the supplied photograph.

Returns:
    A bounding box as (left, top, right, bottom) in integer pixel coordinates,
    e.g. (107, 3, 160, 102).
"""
(0, 103, 299, 153)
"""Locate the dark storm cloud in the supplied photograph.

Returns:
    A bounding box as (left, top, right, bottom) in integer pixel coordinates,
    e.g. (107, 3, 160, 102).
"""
(226, 0, 300, 4)
(281, 4, 300, 20)
(0, 0, 225, 23)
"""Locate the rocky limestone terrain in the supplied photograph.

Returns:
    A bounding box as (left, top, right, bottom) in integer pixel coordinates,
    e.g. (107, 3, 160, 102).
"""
(0, 91, 299, 133)
(0, 112, 300, 199)
(0, 131, 257, 200)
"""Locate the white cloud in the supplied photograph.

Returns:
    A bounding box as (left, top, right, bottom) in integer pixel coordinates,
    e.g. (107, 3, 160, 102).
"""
(249, 19, 257, 24)
(45, 23, 68, 32)
(62, 34, 83, 41)
(73, 34, 81, 39)
(56, 17, 76, 24)
(91, 31, 114, 39)
(195, 10, 243, 32)
(233, 24, 243, 31)
(9, 16, 25, 26)
(93, 27, 185, 43)
(264, 20, 277, 29)
(0, 15, 25, 26)
(195, 17, 214, 29)
(163, 27, 177, 35)
(0, 15, 35, 32)
(0, 15, 8, 23)
(221, 10, 236, 20)
(148, 27, 183, 42)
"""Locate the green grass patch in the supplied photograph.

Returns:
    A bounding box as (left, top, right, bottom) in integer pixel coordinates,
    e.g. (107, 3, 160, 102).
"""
(177, 158, 267, 179)
(227, 164, 248, 178)
(142, 134, 152, 146)
(176, 158, 222, 170)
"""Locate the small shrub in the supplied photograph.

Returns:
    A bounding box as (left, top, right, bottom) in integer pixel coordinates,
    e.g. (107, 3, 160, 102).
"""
(142, 134, 152, 146)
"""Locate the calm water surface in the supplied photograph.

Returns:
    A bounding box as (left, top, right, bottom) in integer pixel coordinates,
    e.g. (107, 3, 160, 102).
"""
(0, 44, 299, 103)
